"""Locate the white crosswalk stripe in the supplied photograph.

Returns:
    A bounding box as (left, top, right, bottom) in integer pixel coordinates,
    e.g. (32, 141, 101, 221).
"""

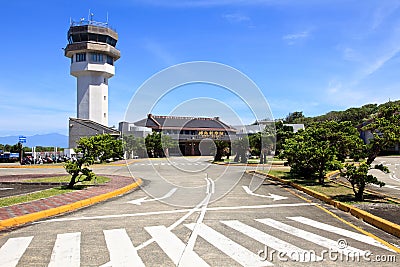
(0, 217, 393, 266)
(221, 220, 322, 262)
(0, 236, 33, 267)
(185, 222, 272, 266)
(256, 218, 369, 257)
(145, 225, 209, 266)
(103, 228, 145, 267)
(288, 216, 394, 251)
(48, 232, 80, 267)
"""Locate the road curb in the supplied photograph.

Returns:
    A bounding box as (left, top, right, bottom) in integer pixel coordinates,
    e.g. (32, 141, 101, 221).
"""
(251, 170, 400, 238)
(0, 178, 142, 231)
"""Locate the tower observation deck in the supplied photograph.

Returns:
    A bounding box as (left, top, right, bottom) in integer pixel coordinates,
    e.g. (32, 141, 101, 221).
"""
(64, 18, 120, 126)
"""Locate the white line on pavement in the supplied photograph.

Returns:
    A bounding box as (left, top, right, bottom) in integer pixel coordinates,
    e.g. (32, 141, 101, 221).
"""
(185, 223, 271, 266)
(257, 218, 369, 257)
(127, 188, 177, 205)
(37, 203, 316, 224)
(48, 232, 81, 267)
(102, 229, 145, 267)
(0, 236, 33, 267)
(288, 216, 394, 251)
(145, 225, 209, 266)
(221, 220, 322, 262)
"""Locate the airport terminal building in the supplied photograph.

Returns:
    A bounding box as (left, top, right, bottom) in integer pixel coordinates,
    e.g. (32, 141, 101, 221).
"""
(120, 114, 237, 156)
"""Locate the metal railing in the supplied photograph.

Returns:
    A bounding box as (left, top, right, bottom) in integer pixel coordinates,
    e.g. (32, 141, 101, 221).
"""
(70, 19, 116, 31)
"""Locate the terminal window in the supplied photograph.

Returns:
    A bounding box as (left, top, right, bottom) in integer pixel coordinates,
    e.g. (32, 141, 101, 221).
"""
(76, 53, 86, 62)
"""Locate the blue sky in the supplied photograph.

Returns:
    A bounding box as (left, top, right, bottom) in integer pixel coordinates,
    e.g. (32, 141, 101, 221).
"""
(1, 0, 400, 137)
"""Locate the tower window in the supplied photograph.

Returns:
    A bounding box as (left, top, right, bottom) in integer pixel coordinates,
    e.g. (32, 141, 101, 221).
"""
(104, 113, 107, 118)
(106, 56, 114, 65)
(90, 53, 104, 63)
(76, 53, 86, 62)
(104, 96, 106, 101)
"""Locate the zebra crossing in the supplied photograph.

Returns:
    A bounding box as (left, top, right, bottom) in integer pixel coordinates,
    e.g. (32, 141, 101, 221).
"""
(0, 216, 393, 266)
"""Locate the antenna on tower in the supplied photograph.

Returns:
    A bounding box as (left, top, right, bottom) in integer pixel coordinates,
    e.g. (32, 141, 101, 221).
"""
(106, 12, 109, 25)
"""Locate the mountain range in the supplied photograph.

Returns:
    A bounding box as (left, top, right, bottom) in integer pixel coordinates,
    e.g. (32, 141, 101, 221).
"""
(0, 133, 68, 148)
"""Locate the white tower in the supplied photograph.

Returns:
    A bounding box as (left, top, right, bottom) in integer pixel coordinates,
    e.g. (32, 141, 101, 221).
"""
(64, 18, 120, 126)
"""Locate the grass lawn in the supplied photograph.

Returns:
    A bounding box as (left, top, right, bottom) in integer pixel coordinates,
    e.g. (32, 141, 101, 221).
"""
(22, 175, 110, 185)
(0, 175, 111, 208)
(0, 187, 75, 207)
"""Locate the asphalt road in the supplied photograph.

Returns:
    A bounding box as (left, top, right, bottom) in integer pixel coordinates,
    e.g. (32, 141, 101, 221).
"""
(0, 157, 399, 266)
(368, 156, 400, 199)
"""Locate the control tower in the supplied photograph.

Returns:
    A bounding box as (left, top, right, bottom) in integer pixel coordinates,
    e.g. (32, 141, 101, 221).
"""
(64, 17, 120, 126)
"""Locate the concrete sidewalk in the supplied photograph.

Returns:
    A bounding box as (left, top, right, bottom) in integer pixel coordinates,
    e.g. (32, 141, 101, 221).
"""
(0, 175, 142, 230)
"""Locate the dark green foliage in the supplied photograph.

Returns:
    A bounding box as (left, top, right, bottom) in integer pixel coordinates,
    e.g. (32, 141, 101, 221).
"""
(362, 102, 400, 164)
(232, 137, 250, 163)
(284, 111, 305, 124)
(144, 132, 178, 158)
(64, 134, 123, 189)
(123, 135, 146, 158)
(212, 140, 230, 162)
(340, 163, 386, 201)
(281, 121, 363, 184)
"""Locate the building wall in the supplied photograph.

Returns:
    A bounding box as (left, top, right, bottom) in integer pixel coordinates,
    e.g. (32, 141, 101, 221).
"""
(69, 118, 119, 148)
(76, 74, 109, 126)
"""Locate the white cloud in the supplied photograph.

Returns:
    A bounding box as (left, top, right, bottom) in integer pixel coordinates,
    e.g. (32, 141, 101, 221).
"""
(371, 1, 400, 30)
(363, 45, 400, 77)
(222, 13, 250, 23)
(282, 31, 310, 45)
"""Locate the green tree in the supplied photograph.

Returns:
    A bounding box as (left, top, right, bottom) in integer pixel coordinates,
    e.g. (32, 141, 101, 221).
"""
(232, 137, 249, 163)
(275, 121, 294, 157)
(145, 132, 162, 157)
(123, 135, 146, 158)
(145, 132, 178, 157)
(281, 121, 362, 184)
(340, 163, 386, 201)
(362, 102, 400, 164)
(161, 134, 178, 157)
(212, 140, 229, 162)
(284, 111, 305, 123)
(64, 134, 123, 189)
(340, 102, 400, 200)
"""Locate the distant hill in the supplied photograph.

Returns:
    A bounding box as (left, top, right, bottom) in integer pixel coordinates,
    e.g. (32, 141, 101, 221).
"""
(0, 133, 68, 148)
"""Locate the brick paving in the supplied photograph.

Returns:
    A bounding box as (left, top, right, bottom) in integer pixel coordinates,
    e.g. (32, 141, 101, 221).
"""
(0, 175, 137, 220)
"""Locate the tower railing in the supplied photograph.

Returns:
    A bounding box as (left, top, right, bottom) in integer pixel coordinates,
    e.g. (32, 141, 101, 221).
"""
(70, 19, 116, 31)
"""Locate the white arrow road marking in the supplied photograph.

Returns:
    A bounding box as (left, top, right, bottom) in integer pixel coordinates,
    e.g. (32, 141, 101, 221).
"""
(0, 236, 33, 267)
(257, 218, 369, 257)
(288, 216, 394, 252)
(0, 188, 13, 191)
(185, 223, 272, 266)
(127, 188, 177, 205)
(102, 229, 145, 267)
(221, 220, 322, 262)
(48, 232, 80, 267)
(242, 186, 288, 201)
(144, 225, 209, 266)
